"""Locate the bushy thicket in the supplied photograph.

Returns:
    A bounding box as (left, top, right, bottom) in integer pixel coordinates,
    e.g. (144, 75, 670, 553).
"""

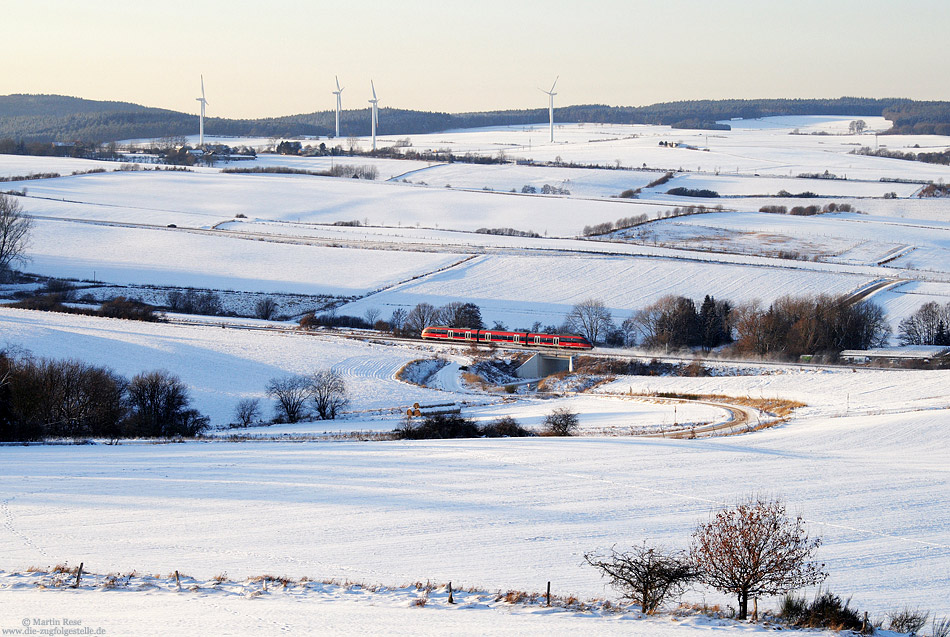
(476, 227, 541, 238)
(166, 289, 221, 315)
(299, 312, 373, 330)
(400, 302, 484, 335)
(731, 295, 890, 359)
(0, 352, 206, 441)
(583, 213, 651, 237)
(395, 413, 533, 439)
(761, 202, 857, 216)
(780, 591, 866, 632)
(622, 293, 889, 360)
(10, 294, 160, 322)
(918, 183, 950, 198)
(666, 187, 719, 198)
(624, 295, 733, 352)
(897, 301, 950, 346)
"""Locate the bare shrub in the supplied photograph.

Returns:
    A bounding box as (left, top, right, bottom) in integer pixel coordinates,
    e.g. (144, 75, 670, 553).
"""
(889, 608, 929, 634)
(544, 407, 579, 436)
(782, 591, 866, 631)
(480, 416, 532, 438)
(255, 297, 278, 320)
(585, 544, 695, 614)
(931, 616, 950, 637)
(397, 414, 479, 440)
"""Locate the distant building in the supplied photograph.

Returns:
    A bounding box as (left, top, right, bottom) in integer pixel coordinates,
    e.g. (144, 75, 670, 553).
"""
(840, 345, 950, 364)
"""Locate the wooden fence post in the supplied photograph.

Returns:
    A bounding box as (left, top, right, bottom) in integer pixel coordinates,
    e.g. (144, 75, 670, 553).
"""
(72, 562, 83, 588)
(175, 570, 181, 591)
(448, 581, 454, 604)
(546, 581, 551, 606)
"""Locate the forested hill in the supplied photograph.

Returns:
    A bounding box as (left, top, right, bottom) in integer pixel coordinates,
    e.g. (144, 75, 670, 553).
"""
(2, 94, 948, 143)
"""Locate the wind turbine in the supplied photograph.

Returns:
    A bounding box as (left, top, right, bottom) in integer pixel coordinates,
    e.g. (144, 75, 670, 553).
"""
(195, 75, 208, 147)
(368, 80, 379, 151)
(540, 76, 558, 143)
(332, 76, 344, 138)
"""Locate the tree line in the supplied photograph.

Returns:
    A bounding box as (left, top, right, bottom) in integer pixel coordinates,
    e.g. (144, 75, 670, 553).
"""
(4, 93, 940, 144)
(0, 352, 207, 442)
(898, 301, 950, 346)
(623, 293, 889, 358)
(319, 293, 890, 361)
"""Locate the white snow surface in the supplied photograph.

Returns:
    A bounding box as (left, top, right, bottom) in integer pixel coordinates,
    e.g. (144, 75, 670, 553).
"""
(25, 218, 467, 296)
(341, 253, 874, 328)
(3, 117, 950, 633)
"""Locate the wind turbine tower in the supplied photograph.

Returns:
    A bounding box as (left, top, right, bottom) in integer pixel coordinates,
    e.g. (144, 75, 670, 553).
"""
(195, 75, 209, 147)
(332, 76, 344, 138)
(540, 76, 558, 143)
(368, 80, 379, 151)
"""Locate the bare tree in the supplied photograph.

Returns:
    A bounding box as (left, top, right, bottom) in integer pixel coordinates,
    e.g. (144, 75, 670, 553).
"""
(404, 302, 440, 335)
(389, 308, 408, 335)
(565, 299, 613, 344)
(0, 194, 33, 279)
(848, 119, 867, 135)
(437, 302, 483, 329)
(691, 497, 827, 620)
(585, 544, 695, 614)
(266, 375, 311, 423)
(255, 297, 278, 320)
(234, 398, 261, 427)
(898, 301, 950, 346)
(310, 369, 348, 420)
(364, 307, 381, 327)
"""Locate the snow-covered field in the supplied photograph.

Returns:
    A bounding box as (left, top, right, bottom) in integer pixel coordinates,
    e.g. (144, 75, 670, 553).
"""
(341, 253, 875, 328)
(26, 219, 468, 296)
(3, 116, 950, 634)
(1, 405, 947, 627)
(5, 115, 950, 335)
(616, 211, 950, 272)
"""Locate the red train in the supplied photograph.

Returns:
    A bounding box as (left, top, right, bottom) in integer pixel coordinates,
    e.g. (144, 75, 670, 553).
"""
(421, 326, 593, 350)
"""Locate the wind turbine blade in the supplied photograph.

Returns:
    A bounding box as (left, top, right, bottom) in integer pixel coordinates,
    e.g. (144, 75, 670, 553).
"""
(371, 80, 376, 100)
(550, 76, 558, 93)
(335, 75, 341, 92)
(201, 75, 205, 99)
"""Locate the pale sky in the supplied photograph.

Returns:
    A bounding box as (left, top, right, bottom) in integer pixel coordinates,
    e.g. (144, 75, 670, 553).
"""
(3, 0, 948, 119)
